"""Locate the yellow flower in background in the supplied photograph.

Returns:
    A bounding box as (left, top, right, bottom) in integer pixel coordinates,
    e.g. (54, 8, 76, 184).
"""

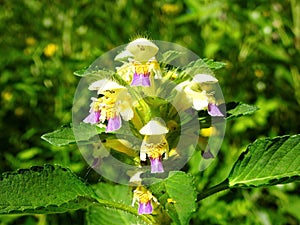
(161, 3, 181, 15)
(25, 37, 36, 46)
(44, 43, 58, 57)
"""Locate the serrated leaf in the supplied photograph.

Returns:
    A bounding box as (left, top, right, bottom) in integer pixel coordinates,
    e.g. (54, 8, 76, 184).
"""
(226, 102, 259, 121)
(228, 134, 300, 187)
(86, 183, 148, 225)
(150, 171, 196, 225)
(0, 165, 97, 214)
(41, 123, 105, 146)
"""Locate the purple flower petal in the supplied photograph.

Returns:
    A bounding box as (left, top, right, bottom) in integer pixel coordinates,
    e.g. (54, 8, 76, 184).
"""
(106, 115, 122, 132)
(83, 111, 100, 124)
(149, 157, 164, 173)
(131, 72, 150, 87)
(208, 103, 224, 117)
(91, 157, 101, 168)
(138, 201, 153, 215)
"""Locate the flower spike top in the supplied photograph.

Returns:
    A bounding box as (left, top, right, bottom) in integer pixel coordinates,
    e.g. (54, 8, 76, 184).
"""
(118, 38, 162, 87)
(83, 79, 134, 132)
(74, 39, 227, 211)
(139, 119, 169, 173)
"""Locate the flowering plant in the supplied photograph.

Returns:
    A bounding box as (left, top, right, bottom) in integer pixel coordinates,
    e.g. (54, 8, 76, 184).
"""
(1, 38, 300, 225)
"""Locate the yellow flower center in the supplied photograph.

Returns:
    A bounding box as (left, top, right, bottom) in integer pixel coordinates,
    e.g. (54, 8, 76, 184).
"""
(134, 188, 153, 204)
(134, 62, 151, 76)
(133, 60, 159, 76)
(146, 142, 168, 159)
(93, 90, 119, 120)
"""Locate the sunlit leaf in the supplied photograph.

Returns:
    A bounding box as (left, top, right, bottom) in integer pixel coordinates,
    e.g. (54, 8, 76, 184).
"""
(73, 67, 88, 77)
(226, 102, 259, 121)
(229, 134, 300, 187)
(41, 123, 105, 146)
(203, 58, 226, 70)
(0, 165, 97, 214)
(86, 183, 149, 225)
(150, 171, 196, 225)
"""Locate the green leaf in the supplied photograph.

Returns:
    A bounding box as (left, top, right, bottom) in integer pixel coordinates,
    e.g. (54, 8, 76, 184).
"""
(228, 134, 300, 187)
(73, 67, 88, 77)
(73, 68, 114, 78)
(160, 50, 184, 65)
(41, 126, 76, 146)
(86, 183, 150, 225)
(203, 58, 226, 70)
(150, 171, 197, 225)
(226, 102, 259, 121)
(41, 123, 105, 146)
(0, 165, 97, 214)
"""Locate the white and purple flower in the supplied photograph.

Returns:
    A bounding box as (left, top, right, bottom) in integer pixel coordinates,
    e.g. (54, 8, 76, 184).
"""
(139, 120, 169, 173)
(83, 79, 134, 132)
(132, 186, 157, 215)
(120, 38, 162, 87)
(174, 74, 224, 116)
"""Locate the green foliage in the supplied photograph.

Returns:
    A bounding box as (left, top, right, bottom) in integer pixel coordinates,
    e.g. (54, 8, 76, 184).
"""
(0, 165, 97, 214)
(1, 134, 300, 224)
(1, 0, 300, 224)
(226, 102, 259, 121)
(87, 183, 147, 225)
(150, 172, 197, 225)
(41, 123, 105, 146)
(228, 134, 300, 187)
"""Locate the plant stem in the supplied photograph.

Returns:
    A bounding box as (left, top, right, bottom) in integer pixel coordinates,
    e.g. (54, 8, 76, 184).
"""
(197, 179, 230, 201)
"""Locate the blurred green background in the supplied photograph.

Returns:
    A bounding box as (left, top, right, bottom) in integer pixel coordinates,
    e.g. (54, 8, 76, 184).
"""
(1, 0, 299, 224)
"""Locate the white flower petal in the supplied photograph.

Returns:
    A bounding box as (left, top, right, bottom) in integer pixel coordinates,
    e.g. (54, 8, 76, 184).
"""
(176, 80, 191, 89)
(139, 120, 168, 135)
(193, 74, 218, 83)
(129, 171, 143, 183)
(114, 50, 134, 62)
(88, 79, 126, 93)
(126, 38, 159, 62)
(119, 107, 134, 121)
(193, 98, 209, 110)
(140, 152, 147, 161)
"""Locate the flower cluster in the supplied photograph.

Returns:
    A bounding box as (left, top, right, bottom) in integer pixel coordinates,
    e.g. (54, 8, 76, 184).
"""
(82, 37, 224, 215)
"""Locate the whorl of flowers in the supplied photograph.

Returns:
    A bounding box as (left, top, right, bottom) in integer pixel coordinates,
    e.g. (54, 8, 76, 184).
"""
(80, 37, 225, 215)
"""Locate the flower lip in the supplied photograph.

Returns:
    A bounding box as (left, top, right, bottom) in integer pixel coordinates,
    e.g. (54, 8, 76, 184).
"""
(88, 79, 126, 94)
(139, 119, 169, 135)
(126, 38, 159, 62)
(193, 74, 218, 83)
